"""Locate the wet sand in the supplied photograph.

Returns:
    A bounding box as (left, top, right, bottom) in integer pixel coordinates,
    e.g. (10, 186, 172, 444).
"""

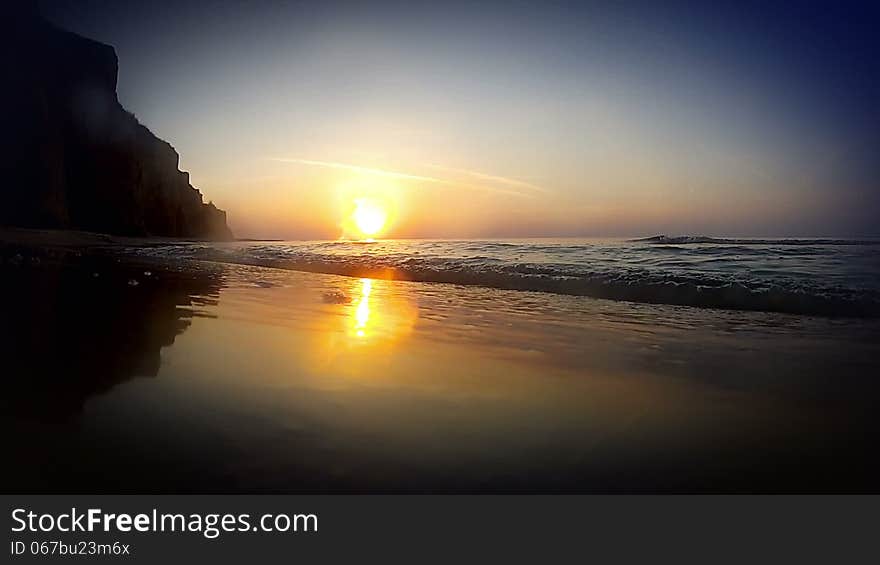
(3, 231, 879, 493)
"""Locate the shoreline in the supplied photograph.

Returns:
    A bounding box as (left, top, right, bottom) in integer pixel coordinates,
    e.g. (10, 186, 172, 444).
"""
(3, 230, 878, 493)
(0, 226, 235, 249)
(4, 226, 880, 319)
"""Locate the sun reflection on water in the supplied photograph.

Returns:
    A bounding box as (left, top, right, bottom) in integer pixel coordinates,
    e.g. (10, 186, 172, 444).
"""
(354, 278, 372, 337)
(304, 276, 420, 378)
(341, 276, 418, 346)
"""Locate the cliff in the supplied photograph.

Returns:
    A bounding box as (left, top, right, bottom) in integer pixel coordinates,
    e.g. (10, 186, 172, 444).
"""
(0, 4, 232, 239)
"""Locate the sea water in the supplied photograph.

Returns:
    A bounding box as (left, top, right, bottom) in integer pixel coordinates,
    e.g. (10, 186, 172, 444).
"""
(130, 236, 880, 317)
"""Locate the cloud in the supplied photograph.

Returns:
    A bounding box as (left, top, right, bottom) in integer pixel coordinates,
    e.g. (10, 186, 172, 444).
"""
(424, 163, 549, 193)
(270, 158, 447, 184)
(268, 157, 534, 197)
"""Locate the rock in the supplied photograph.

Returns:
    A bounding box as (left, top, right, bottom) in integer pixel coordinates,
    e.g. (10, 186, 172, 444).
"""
(0, 4, 233, 240)
(322, 290, 352, 304)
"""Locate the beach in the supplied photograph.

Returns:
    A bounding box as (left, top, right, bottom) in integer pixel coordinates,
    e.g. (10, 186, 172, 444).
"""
(4, 231, 879, 493)
(5, 2, 880, 559)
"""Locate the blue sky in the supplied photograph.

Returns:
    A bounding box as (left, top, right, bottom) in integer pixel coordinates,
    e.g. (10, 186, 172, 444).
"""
(41, 0, 880, 238)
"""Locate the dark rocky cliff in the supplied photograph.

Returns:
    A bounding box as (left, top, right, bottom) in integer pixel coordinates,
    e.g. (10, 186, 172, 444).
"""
(0, 4, 232, 239)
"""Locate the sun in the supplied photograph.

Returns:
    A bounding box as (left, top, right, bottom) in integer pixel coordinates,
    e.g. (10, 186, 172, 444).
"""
(352, 198, 387, 238)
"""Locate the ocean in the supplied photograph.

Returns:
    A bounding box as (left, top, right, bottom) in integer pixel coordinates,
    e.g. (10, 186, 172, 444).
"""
(129, 236, 880, 317)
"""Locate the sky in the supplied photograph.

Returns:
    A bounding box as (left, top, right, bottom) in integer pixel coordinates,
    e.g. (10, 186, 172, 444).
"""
(40, 0, 880, 239)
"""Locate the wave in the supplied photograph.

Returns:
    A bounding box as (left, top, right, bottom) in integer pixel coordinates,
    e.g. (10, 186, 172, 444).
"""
(127, 243, 880, 318)
(632, 235, 880, 246)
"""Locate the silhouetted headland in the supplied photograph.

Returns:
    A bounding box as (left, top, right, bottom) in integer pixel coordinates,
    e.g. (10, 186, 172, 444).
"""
(0, 4, 232, 239)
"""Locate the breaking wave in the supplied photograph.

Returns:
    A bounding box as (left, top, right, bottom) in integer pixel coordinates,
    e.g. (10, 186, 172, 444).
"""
(632, 235, 880, 246)
(126, 237, 880, 318)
